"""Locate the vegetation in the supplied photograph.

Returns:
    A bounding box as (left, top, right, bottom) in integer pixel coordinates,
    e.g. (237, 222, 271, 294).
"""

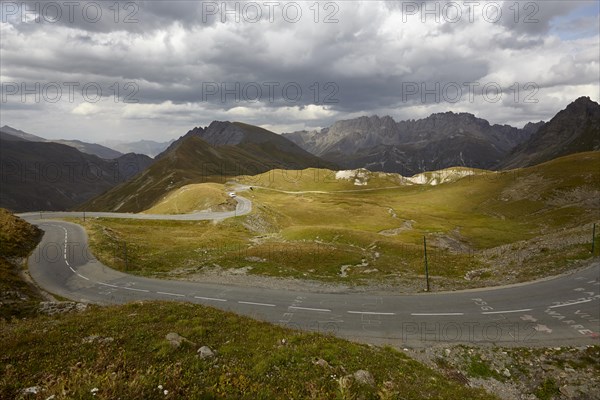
(420, 345, 600, 398)
(0, 208, 43, 319)
(534, 378, 560, 400)
(0, 301, 498, 399)
(0, 208, 496, 399)
(77, 152, 600, 289)
(0, 208, 41, 258)
(143, 183, 233, 214)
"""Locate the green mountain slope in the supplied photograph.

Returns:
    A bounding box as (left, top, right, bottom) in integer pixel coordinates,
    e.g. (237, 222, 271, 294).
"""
(82, 121, 335, 212)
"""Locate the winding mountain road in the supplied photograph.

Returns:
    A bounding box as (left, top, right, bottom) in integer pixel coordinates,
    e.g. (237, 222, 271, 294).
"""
(19, 196, 599, 348)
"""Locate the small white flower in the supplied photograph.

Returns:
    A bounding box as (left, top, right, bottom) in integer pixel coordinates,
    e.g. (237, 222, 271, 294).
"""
(164, 389, 169, 395)
(91, 387, 99, 396)
(158, 385, 163, 390)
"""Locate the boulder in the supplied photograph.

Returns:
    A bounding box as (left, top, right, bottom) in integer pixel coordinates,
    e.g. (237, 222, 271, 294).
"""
(353, 370, 375, 386)
(198, 346, 215, 359)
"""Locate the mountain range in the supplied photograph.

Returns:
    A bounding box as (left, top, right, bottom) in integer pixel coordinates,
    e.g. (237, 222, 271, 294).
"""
(2, 97, 598, 212)
(0, 125, 173, 159)
(283, 113, 541, 175)
(0, 125, 124, 160)
(283, 97, 599, 174)
(104, 139, 175, 158)
(0, 131, 153, 211)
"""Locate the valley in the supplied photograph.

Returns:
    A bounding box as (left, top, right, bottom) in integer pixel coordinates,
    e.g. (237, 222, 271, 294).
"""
(74, 152, 599, 291)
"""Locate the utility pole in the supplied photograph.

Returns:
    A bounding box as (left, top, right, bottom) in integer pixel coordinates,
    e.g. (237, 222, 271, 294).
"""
(424, 235, 430, 292)
(592, 223, 597, 255)
(123, 242, 128, 271)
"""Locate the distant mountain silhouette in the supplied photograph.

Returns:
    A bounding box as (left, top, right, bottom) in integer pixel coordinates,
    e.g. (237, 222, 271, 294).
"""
(284, 113, 543, 175)
(498, 97, 600, 169)
(0, 132, 153, 212)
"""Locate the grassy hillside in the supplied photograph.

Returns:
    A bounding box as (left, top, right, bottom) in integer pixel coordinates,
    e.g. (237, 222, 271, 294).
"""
(81, 133, 334, 213)
(143, 183, 233, 214)
(80, 136, 241, 213)
(0, 301, 496, 399)
(237, 166, 488, 191)
(0, 209, 43, 319)
(77, 152, 599, 289)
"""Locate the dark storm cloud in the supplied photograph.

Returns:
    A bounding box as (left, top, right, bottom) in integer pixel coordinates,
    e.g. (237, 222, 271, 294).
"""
(0, 0, 598, 141)
(2, 0, 216, 32)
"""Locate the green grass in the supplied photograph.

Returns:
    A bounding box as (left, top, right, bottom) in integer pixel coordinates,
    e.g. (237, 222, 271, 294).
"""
(0, 301, 498, 399)
(77, 152, 600, 288)
(0, 208, 43, 320)
(534, 378, 560, 400)
(464, 355, 505, 382)
(0, 208, 41, 258)
(78, 218, 252, 277)
(143, 183, 233, 215)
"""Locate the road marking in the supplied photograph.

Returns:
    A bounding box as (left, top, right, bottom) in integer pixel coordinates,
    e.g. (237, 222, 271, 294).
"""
(69, 266, 76, 273)
(521, 314, 537, 322)
(535, 324, 553, 334)
(289, 306, 331, 312)
(194, 296, 227, 302)
(76, 273, 89, 281)
(482, 308, 532, 315)
(238, 301, 276, 307)
(156, 291, 185, 297)
(97, 282, 119, 288)
(411, 312, 464, 316)
(548, 299, 592, 309)
(65, 260, 70, 266)
(348, 311, 395, 316)
(122, 287, 150, 293)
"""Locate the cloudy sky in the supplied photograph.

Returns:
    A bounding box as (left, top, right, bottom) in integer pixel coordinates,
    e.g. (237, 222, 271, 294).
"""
(1, 0, 598, 143)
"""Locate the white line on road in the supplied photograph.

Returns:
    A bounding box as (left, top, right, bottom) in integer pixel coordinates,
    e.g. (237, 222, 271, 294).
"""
(122, 287, 150, 293)
(194, 296, 227, 302)
(411, 312, 464, 316)
(69, 266, 76, 273)
(347, 311, 395, 315)
(238, 301, 276, 307)
(76, 273, 89, 281)
(156, 291, 186, 297)
(97, 282, 118, 288)
(289, 306, 331, 312)
(548, 299, 592, 309)
(482, 308, 532, 315)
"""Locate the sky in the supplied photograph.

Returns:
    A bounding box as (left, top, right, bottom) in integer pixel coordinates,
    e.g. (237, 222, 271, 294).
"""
(1, 0, 599, 143)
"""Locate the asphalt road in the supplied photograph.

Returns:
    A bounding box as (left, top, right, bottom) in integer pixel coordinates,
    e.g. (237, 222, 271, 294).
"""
(18, 195, 252, 221)
(19, 196, 600, 348)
